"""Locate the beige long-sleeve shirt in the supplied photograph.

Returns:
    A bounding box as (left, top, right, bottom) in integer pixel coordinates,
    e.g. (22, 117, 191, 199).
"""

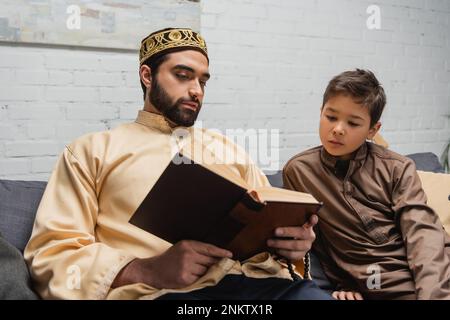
(283, 142, 450, 300)
(24, 110, 293, 300)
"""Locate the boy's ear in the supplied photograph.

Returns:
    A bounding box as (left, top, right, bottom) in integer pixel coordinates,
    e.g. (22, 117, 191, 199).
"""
(140, 65, 152, 87)
(367, 122, 381, 140)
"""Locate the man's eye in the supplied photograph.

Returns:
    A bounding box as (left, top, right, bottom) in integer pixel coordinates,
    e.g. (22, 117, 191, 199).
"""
(326, 115, 336, 121)
(200, 80, 207, 87)
(176, 74, 188, 80)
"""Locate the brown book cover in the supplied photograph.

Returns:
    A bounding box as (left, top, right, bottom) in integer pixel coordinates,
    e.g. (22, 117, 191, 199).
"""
(129, 154, 322, 261)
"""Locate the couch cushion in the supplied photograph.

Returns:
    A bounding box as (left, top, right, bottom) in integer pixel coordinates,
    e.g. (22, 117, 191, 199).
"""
(0, 233, 39, 299)
(0, 180, 46, 252)
(417, 171, 450, 235)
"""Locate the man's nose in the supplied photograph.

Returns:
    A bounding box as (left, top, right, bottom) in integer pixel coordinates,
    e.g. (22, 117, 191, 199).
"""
(188, 80, 203, 101)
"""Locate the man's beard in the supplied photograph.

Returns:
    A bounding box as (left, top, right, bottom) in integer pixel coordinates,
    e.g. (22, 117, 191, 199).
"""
(149, 78, 201, 127)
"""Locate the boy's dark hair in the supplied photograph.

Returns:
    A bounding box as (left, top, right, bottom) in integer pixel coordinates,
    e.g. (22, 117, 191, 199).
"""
(140, 53, 169, 100)
(322, 69, 386, 127)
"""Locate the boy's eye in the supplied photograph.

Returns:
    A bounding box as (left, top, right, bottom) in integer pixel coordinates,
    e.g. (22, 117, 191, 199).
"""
(199, 80, 207, 87)
(348, 122, 360, 127)
(325, 115, 337, 121)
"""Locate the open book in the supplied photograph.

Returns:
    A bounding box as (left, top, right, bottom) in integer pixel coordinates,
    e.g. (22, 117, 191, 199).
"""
(129, 154, 322, 261)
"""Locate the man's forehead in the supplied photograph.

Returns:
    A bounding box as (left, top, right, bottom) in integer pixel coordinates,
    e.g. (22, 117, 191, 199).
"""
(163, 50, 209, 71)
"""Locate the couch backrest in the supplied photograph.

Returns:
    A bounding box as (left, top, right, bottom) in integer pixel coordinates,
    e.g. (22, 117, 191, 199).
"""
(0, 180, 47, 252)
(406, 152, 445, 173)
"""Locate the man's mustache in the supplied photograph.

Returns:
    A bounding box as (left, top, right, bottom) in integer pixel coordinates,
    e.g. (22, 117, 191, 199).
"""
(176, 97, 201, 109)
(178, 97, 199, 103)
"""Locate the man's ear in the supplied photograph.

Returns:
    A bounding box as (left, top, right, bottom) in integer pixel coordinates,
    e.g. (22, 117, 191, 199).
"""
(367, 122, 381, 140)
(140, 65, 152, 88)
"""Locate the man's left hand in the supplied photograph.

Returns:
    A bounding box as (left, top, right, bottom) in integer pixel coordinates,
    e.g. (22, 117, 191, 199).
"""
(267, 214, 318, 262)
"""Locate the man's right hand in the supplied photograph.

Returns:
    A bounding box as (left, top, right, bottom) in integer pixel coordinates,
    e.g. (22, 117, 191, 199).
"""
(112, 240, 233, 289)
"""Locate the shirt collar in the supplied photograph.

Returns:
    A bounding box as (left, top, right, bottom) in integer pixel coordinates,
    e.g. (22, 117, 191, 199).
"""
(320, 142, 368, 171)
(135, 110, 189, 134)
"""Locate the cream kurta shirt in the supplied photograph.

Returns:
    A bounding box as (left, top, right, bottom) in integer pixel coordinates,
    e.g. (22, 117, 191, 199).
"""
(24, 110, 293, 300)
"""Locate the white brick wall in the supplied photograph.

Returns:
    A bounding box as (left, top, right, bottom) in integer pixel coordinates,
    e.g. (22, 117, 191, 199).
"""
(199, 0, 450, 170)
(0, 0, 449, 179)
(0, 45, 142, 179)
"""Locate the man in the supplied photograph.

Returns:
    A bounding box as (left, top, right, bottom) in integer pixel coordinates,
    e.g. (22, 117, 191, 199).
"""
(24, 28, 331, 300)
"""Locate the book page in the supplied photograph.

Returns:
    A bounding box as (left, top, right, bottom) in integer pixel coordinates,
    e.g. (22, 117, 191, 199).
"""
(254, 186, 319, 204)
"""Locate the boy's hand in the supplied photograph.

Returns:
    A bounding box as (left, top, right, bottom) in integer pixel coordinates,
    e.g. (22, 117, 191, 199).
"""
(267, 214, 318, 262)
(332, 290, 364, 300)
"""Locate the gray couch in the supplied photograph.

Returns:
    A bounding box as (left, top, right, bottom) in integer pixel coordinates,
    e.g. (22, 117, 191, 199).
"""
(0, 180, 45, 299)
(0, 152, 444, 299)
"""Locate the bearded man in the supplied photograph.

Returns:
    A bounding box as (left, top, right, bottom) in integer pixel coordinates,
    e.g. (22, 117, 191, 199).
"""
(25, 28, 330, 300)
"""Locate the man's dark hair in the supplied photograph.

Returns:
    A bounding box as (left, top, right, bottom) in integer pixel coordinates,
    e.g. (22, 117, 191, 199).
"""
(140, 53, 169, 101)
(322, 69, 386, 127)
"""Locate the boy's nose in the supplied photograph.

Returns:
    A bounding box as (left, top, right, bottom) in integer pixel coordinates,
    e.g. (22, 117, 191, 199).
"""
(333, 124, 345, 136)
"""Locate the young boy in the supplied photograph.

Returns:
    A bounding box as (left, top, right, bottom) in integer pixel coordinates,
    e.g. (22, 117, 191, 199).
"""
(283, 69, 450, 300)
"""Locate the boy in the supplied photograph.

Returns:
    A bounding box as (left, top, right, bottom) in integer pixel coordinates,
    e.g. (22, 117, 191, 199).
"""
(283, 69, 450, 300)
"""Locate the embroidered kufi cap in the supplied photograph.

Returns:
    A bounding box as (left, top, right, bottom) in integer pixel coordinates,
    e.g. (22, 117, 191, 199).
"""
(139, 27, 208, 65)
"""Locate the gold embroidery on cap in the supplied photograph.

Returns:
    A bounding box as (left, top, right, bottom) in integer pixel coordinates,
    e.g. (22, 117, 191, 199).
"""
(139, 28, 208, 65)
